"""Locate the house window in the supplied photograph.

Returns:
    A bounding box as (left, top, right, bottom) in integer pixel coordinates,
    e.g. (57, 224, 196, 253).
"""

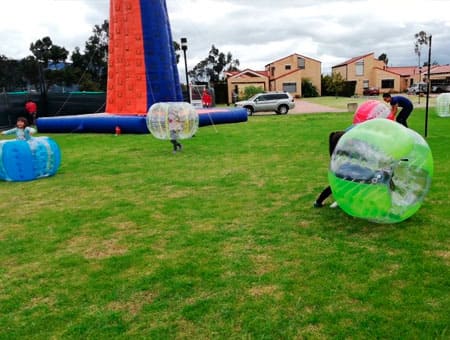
(283, 82, 297, 93)
(363, 80, 369, 89)
(271, 67, 275, 76)
(297, 57, 305, 69)
(355, 61, 364, 76)
(285, 64, 291, 70)
(381, 79, 394, 88)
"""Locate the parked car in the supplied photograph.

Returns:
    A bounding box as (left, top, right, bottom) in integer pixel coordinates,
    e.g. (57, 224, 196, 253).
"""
(431, 84, 450, 93)
(363, 87, 380, 96)
(407, 83, 427, 95)
(234, 92, 295, 116)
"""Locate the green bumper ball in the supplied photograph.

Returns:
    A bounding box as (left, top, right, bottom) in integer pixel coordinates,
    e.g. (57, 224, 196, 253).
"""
(328, 119, 433, 223)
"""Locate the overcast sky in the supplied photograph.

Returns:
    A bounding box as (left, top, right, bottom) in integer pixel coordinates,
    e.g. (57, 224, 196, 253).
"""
(1, 0, 448, 76)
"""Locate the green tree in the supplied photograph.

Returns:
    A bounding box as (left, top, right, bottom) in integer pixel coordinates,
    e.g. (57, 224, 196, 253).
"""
(71, 20, 109, 91)
(414, 31, 429, 103)
(18, 56, 40, 91)
(29, 36, 69, 94)
(414, 31, 429, 70)
(173, 41, 181, 64)
(301, 78, 318, 97)
(321, 72, 345, 96)
(242, 85, 264, 100)
(378, 53, 389, 65)
(189, 45, 240, 84)
(70, 20, 182, 91)
(0, 55, 26, 91)
(30, 37, 51, 94)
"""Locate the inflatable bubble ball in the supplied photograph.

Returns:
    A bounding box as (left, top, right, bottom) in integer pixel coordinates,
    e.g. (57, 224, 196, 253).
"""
(328, 119, 433, 223)
(353, 100, 394, 125)
(436, 93, 450, 117)
(146, 102, 199, 140)
(0, 136, 62, 182)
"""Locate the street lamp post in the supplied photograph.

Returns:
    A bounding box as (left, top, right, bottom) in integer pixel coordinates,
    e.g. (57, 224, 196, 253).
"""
(424, 35, 432, 138)
(418, 66, 422, 104)
(180, 37, 190, 103)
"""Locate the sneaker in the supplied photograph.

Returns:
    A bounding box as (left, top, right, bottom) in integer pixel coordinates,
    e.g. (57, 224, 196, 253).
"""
(313, 201, 324, 208)
(330, 201, 339, 208)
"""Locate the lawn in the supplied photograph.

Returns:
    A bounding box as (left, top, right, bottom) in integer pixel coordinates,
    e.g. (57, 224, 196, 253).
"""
(302, 94, 437, 111)
(0, 107, 449, 339)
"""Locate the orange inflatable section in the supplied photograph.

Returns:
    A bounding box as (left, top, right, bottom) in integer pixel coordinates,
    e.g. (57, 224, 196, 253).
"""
(106, 0, 148, 115)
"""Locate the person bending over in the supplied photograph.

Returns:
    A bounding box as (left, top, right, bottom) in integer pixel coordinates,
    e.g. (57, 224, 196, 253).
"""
(382, 93, 413, 127)
(313, 130, 346, 208)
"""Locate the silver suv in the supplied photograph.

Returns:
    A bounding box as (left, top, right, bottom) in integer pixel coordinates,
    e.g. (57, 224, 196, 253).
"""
(235, 92, 295, 116)
(407, 83, 427, 95)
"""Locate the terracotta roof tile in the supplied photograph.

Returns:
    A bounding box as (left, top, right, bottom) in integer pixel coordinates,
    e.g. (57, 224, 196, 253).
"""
(425, 64, 450, 74)
(332, 52, 374, 68)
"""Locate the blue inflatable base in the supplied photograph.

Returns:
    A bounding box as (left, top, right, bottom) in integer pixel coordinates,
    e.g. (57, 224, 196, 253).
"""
(36, 108, 248, 134)
(36, 113, 148, 134)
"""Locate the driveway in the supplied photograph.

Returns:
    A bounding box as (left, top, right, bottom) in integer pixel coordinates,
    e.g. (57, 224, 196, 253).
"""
(249, 99, 347, 116)
(291, 99, 346, 114)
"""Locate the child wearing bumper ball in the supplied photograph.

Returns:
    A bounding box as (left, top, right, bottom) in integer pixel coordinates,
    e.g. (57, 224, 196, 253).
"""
(168, 111, 183, 153)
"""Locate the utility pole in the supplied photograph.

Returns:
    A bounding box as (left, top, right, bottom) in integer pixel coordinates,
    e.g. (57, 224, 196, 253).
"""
(424, 35, 432, 138)
(180, 37, 190, 103)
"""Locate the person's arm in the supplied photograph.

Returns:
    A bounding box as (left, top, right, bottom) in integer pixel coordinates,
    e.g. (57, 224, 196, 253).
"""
(390, 103, 399, 117)
(1, 128, 17, 136)
(25, 127, 36, 140)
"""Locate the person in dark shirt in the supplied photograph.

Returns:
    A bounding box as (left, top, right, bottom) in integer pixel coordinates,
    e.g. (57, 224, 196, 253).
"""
(382, 93, 413, 127)
(313, 130, 346, 208)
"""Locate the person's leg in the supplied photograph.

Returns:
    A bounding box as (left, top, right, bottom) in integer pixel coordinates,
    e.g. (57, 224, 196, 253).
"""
(314, 186, 332, 207)
(170, 139, 178, 152)
(396, 108, 412, 127)
(313, 131, 345, 208)
(329, 131, 345, 155)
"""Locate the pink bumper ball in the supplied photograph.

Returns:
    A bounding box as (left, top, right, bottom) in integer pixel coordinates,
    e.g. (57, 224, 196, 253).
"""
(353, 100, 394, 124)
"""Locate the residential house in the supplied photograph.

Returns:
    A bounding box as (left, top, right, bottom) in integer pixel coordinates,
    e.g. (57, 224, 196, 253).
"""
(385, 66, 422, 92)
(332, 52, 403, 95)
(331, 52, 450, 95)
(265, 53, 322, 97)
(225, 53, 321, 103)
(423, 64, 450, 88)
(224, 69, 269, 104)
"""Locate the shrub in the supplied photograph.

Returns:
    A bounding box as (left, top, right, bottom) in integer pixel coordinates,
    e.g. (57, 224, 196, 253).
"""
(241, 85, 264, 100)
(301, 79, 319, 97)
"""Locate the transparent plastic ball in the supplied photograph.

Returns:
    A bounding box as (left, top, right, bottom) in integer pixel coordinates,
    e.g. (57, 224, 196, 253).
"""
(328, 119, 433, 223)
(146, 102, 199, 140)
(353, 100, 394, 124)
(436, 93, 450, 117)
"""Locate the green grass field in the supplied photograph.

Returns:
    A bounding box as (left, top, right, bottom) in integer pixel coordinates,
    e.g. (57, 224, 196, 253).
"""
(302, 94, 437, 111)
(0, 106, 449, 339)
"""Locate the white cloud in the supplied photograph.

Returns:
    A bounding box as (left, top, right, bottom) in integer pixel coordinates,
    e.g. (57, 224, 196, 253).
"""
(0, 0, 447, 77)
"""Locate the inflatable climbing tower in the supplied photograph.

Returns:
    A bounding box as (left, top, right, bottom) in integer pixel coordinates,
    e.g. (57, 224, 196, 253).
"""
(106, 0, 183, 115)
